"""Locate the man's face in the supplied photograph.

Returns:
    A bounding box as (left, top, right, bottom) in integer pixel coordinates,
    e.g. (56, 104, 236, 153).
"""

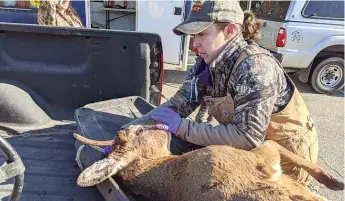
(192, 24, 235, 64)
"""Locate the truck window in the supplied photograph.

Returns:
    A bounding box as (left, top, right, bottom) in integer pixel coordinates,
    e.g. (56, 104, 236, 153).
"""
(302, 1, 344, 20)
(251, 0, 291, 22)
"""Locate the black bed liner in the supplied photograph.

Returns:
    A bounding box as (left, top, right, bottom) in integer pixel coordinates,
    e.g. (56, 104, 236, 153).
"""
(0, 124, 104, 201)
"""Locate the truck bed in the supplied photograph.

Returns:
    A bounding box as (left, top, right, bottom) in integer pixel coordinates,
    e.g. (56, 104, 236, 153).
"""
(0, 22, 163, 201)
(0, 123, 104, 201)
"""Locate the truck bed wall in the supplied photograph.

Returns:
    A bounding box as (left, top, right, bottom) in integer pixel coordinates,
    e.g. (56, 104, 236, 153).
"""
(0, 23, 162, 125)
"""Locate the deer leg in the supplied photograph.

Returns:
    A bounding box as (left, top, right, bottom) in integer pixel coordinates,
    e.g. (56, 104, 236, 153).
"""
(263, 140, 344, 191)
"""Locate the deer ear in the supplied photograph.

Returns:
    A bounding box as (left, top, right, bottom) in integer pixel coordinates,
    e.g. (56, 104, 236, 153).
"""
(77, 158, 117, 187)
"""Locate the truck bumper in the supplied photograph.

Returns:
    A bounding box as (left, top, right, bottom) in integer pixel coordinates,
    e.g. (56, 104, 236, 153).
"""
(270, 51, 283, 63)
(276, 49, 314, 69)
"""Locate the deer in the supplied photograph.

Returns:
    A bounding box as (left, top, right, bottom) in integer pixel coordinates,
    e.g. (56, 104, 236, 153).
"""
(73, 124, 344, 201)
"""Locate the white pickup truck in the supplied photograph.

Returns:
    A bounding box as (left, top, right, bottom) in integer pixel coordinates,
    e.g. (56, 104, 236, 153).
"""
(250, 0, 344, 94)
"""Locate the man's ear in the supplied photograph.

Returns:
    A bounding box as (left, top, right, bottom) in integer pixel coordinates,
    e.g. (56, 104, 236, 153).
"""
(225, 24, 237, 39)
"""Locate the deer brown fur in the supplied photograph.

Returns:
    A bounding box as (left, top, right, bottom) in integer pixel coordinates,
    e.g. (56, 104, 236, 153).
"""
(75, 125, 344, 201)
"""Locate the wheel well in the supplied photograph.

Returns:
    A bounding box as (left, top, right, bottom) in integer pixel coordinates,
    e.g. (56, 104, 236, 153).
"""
(299, 45, 344, 83)
(315, 45, 344, 61)
(308, 45, 344, 79)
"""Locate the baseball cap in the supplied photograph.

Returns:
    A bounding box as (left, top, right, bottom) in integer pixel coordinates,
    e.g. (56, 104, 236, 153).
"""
(173, 0, 244, 35)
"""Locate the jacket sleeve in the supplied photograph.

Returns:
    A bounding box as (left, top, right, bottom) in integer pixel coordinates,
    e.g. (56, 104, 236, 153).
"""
(37, 0, 58, 26)
(175, 54, 283, 150)
(121, 57, 207, 129)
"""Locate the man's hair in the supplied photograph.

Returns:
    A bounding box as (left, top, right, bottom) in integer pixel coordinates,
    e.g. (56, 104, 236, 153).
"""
(216, 11, 263, 43)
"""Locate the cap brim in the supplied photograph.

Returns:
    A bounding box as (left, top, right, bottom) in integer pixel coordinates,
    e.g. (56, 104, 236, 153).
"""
(173, 20, 215, 35)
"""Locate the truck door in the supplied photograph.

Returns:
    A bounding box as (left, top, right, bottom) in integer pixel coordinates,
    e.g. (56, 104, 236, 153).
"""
(137, 1, 188, 70)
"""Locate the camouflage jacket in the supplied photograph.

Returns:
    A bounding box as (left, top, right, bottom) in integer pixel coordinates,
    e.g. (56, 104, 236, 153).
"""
(171, 34, 293, 150)
(37, 0, 83, 27)
(123, 34, 293, 150)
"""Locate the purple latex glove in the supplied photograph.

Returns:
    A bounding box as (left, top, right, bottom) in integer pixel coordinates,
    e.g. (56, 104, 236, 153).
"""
(151, 107, 182, 134)
(104, 145, 112, 156)
(103, 128, 125, 156)
(197, 64, 212, 86)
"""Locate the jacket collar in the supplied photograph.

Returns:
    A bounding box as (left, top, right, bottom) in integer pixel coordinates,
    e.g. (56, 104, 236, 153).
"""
(208, 33, 248, 97)
(210, 34, 248, 70)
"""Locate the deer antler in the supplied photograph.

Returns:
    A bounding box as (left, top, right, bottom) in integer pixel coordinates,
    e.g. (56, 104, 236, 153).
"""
(73, 133, 114, 146)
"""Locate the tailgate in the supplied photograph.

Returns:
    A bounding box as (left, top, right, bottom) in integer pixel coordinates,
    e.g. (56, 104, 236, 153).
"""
(252, 1, 292, 52)
(259, 20, 284, 52)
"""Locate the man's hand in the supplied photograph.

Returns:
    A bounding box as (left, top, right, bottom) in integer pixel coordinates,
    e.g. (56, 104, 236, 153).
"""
(151, 107, 182, 134)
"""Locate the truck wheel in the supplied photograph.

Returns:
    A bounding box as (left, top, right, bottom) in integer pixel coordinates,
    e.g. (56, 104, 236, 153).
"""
(310, 57, 344, 94)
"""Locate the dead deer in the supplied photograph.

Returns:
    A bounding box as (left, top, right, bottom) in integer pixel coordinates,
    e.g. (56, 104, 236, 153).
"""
(74, 125, 344, 201)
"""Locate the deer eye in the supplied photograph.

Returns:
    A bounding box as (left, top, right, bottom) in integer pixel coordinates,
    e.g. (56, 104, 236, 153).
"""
(135, 128, 144, 135)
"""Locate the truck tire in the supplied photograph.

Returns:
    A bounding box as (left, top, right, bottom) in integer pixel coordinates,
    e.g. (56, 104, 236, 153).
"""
(310, 57, 344, 94)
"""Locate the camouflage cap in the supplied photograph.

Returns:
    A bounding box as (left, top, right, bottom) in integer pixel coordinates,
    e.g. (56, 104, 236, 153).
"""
(173, 0, 244, 35)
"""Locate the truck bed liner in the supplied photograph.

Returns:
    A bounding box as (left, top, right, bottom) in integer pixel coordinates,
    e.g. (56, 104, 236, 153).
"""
(74, 96, 156, 201)
(0, 124, 104, 201)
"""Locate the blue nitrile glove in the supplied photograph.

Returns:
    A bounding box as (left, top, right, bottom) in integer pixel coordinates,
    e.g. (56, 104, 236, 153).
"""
(196, 64, 212, 86)
(151, 107, 182, 134)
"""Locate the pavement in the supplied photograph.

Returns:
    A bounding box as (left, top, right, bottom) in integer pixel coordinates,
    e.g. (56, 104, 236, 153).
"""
(162, 64, 344, 201)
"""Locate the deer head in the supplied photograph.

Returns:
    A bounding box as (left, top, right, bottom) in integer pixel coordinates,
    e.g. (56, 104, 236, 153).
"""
(75, 125, 171, 187)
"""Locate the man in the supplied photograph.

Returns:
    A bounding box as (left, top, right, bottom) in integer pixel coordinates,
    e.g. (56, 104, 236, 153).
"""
(120, 0, 318, 187)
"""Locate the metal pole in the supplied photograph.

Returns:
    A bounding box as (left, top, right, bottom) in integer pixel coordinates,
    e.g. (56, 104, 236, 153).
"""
(247, 0, 252, 11)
